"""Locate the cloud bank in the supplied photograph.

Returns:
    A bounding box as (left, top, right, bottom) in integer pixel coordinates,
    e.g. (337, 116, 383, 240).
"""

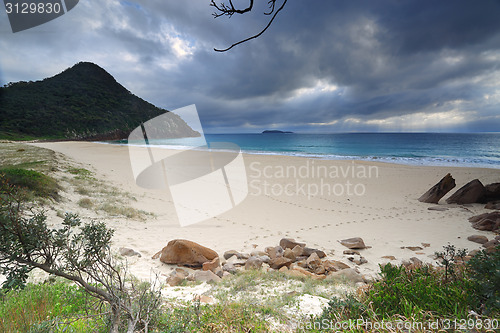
(1, 0, 499, 132)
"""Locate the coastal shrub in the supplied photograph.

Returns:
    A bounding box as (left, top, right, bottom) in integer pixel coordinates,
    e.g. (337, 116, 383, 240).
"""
(0, 181, 162, 333)
(0, 168, 58, 199)
(312, 294, 367, 325)
(367, 263, 472, 318)
(467, 246, 500, 315)
(435, 244, 467, 282)
(0, 281, 104, 332)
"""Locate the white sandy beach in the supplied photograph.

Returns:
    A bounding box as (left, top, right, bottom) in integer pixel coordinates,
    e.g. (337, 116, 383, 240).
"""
(32, 141, 500, 280)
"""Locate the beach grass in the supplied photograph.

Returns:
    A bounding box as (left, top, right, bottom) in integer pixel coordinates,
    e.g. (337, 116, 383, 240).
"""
(0, 143, 60, 200)
(62, 165, 152, 220)
(0, 142, 150, 220)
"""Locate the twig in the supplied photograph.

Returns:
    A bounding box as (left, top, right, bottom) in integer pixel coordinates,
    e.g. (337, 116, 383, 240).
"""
(213, 0, 288, 52)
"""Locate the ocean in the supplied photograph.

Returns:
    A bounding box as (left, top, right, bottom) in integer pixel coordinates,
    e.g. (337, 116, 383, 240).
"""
(113, 133, 500, 169)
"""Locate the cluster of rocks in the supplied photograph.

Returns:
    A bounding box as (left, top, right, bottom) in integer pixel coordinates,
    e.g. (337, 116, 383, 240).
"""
(153, 238, 368, 287)
(418, 174, 499, 251)
(466, 234, 500, 253)
(468, 211, 500, 233)
(419, 174, 500, 207)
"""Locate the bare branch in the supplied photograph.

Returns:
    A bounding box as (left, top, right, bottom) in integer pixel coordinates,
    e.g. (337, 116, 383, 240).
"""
(210, 0, 254, 18)
(214, 0, 288, 52)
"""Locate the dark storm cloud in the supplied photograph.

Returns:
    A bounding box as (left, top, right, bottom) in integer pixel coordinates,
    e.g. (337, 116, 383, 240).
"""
(1, 0, 499, 132)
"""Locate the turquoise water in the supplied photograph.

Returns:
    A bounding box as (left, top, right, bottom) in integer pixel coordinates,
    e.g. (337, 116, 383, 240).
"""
(113, 133, 500, 169)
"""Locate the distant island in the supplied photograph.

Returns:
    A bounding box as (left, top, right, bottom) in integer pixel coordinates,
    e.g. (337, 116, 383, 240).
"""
(0, 62, 199, 141)
(262, 130, 294, 134)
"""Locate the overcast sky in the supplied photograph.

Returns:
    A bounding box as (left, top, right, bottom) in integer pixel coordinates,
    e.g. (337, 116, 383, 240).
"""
(1, 0, 499, 133)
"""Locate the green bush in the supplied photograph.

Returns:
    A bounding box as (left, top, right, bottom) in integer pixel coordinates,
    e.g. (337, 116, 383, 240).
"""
(0, 282, 105, 332)
(0, 168, 59, 199)
(467, 246, 500, 315)
(367, 263, 472, 318)
(310, 294, 367, 331)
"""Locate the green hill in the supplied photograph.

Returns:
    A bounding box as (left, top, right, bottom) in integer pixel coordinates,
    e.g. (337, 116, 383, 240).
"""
(0, 62, 199, 140)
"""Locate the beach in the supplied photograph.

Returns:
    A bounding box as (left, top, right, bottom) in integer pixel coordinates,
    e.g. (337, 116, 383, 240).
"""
(31, 141, 500, 280)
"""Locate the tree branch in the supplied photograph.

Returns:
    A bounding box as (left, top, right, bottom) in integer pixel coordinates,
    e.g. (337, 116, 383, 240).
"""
(210, 0, 254, 18)
(213, 0, 288, 52)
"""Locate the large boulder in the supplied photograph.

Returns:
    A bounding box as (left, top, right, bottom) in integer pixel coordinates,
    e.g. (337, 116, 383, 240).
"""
(446, 179, 485, 204)
(418, 173, 456, 204)
(340, 237, 366, 249)
(159, 239, 218, 268)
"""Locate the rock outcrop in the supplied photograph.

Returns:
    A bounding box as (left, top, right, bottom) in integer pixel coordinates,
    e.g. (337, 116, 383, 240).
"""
(418, 173, 456, 203)
(446, 179, 485, 204)
(468, 211, 500, 232)
(159, 237, 374, 287)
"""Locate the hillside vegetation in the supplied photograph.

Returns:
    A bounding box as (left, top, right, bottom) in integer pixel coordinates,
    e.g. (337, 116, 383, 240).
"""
(0, 62, 199, 140)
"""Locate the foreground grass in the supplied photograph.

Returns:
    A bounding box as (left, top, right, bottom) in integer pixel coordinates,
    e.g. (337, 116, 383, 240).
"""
(2, 255, 497, 333)
(0, 282, 106, 333)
